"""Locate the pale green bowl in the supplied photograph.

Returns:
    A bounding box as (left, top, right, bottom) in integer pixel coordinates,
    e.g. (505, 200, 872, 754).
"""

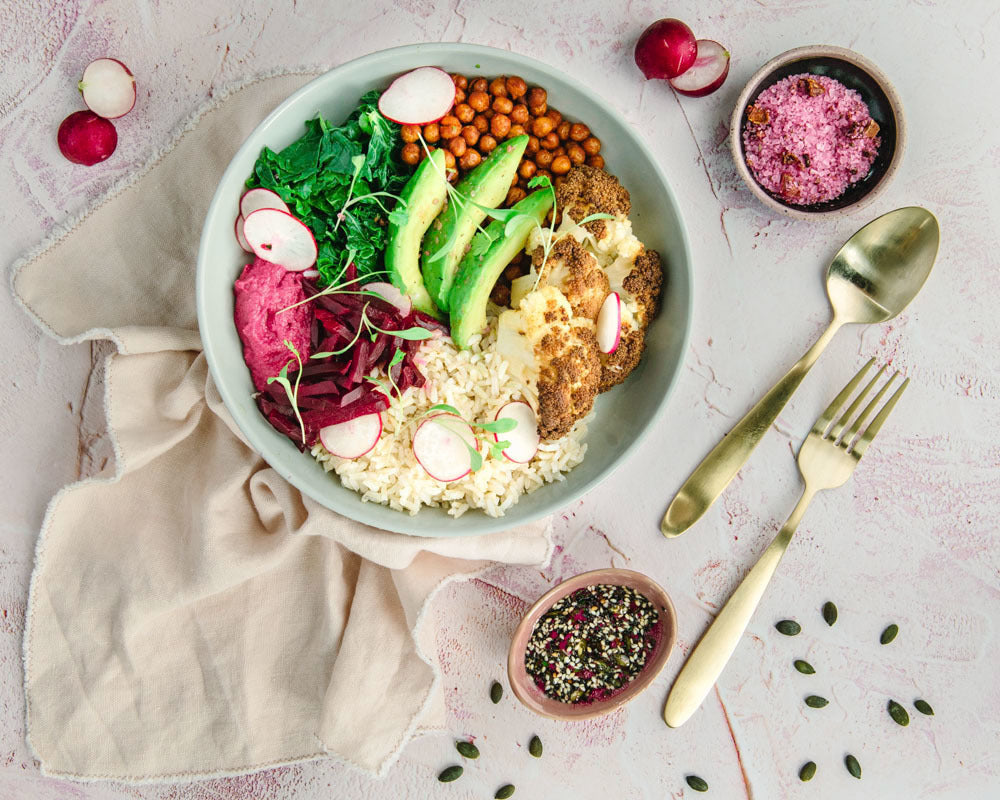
(196, 43, 692, 537)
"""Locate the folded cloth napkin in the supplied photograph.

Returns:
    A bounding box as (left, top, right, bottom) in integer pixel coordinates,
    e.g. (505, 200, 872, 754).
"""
(12, 72, 551, 782)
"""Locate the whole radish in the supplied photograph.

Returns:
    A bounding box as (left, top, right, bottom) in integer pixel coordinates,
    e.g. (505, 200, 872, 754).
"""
(634, 19, 698, 80)
(57, 110, 118, 165)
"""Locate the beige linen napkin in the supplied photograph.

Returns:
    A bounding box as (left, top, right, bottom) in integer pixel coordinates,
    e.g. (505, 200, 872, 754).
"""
(12, 72, 551, 782)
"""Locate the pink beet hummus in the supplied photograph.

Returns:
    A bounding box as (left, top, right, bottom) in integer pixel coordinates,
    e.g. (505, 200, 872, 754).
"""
(234, 257, 313, 391)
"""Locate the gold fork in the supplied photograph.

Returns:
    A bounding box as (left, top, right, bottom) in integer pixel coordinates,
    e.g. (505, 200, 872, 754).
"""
(663, 359, 909, 728)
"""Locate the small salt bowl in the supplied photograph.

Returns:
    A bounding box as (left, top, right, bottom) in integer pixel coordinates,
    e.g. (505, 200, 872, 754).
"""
(507, 568, 676, 721)
(730, 45, 905, 219)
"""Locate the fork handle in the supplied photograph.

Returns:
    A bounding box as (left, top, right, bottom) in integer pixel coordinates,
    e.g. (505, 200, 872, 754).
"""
(663, 486, 818, 728)
(661, 318, 842, 537)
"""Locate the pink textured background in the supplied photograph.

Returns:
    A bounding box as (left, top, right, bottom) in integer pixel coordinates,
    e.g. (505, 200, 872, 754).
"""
(2, 1, 998, 798)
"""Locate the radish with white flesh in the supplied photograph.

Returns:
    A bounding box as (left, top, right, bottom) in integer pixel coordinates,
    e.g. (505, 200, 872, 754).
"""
(378, 66, 455, 125)
(494, 401, 539, 463)
(596, 292, 622, 354)
(234, 215, 252, 252)
(669, 40, 731, 97)
(364, 281, 412, 315)
(412, 413, 478, 482)
(319, 413, 383, 459)
(57, 110, 117, 165)
(243, 208, 317, 271)
(240, 187, 289, 219)
(79, 58, 136, 119)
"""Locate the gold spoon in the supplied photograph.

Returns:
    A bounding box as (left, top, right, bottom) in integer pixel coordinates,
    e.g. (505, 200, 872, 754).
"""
(661, 207, 939, 538)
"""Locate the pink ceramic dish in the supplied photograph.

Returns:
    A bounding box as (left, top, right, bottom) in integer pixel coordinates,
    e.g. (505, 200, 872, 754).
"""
(507, 568, 677, 721)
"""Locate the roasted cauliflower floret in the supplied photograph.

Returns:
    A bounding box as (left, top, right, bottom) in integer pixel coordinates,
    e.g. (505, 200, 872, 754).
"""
(530, 237, 610, 321)
(496, 285, 601, 440)
(555, 165, 631, 241)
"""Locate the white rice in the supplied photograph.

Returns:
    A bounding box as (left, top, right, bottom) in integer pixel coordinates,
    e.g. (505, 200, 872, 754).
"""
(310, 326, 588, 518)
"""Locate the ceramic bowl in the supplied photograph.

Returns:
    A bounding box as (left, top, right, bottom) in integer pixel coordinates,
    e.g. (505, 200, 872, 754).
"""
(730, 45, 905, 219)
(196, 43, 692, 537)
(507, 568, 677, 720)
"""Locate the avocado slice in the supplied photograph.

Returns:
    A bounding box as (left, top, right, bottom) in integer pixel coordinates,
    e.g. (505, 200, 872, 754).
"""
(421, 135, 529, 312)
(449, 188, 554, 349)
(385, 148, 449, 318)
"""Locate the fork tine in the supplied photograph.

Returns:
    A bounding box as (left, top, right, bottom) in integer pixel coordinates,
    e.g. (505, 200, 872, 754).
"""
(849, 376, 909, 457)
(842, 371, 898, 444)
(830, 365, 892, 441)
(812, 358, 875, 436)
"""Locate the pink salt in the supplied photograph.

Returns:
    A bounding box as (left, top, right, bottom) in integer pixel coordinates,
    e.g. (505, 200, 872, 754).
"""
(742, 73, 881, 206)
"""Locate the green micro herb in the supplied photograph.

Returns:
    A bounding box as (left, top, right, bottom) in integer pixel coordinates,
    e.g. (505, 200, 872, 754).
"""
(266, 340, 306, 443)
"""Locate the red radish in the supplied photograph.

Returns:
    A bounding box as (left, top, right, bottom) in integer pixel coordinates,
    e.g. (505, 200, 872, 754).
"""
(364, 281, 412, 316)
(634, 19, 698, 80)
(78, 58, 136, 119)
(319, 413, 383, 459)
(494, 401, 539, 464)
(378, 66, 456, 125)
(234, 215, 252, 253)
(240, 187, 289, 219)
(669, 40, 731, 97)
(412, 413, 478, 482)
(243, 208, 318, 271)
(596, 292, 622, 354)
(57, 110, 118, 166)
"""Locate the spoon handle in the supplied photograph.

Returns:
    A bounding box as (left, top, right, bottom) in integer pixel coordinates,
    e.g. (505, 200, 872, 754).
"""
(660, 319, 841, 537)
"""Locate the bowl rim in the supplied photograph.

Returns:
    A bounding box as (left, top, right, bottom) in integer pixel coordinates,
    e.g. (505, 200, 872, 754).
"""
(196, 42, 693, 537)
(729, 44, 907, 220)
(506, 567, 677, 720)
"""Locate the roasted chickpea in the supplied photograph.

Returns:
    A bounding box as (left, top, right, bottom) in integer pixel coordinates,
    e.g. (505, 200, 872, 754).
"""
(535, 168, 552, 182)
(525, 135, 540, 155)
(531, 116, 555, 137)
(582, 136, 602, 155)
(492, 95, 514, 115)
(526, 87, 547, 107)
(567, 142, 586, 165)
(453, 103, 474, 124)
(510, 171, 520, 186)
(510, 104, 530, 125)
(569, 122, 590, 142)
(423, 122, 440, 144)
(448, 136, 467, 157)
(400, 124, 420, 143)
(483, 108, 495, 120)
(490, 282, 511, 306)
(586, 154, 605, 169)
(506, 76, 527, 99)
(459, 149, 482, 170)
(452, 74, 468, 90)
(508, 124, 526, 138)
(454, 87, 466, 105)
(471, 77, 488, 93)
(491, 113, 511, 139)
(505, 186, 526, 206)
(518, 160, 537, 180)
(472, 114, 489, 133)
(551, 155, 572, 175)
(503, 261, 523, 280)
(546, 108, 562, 126)
(553, 145, 566, 157)
(459, 125, 479, 146)
(535, 149, 554, 168)
(468, 90, 490, 112)
(443, 150, 456, 169)
(478, 134, 498, 153)
(556, 120, 571, 140)
(439, 115, 461, 139)
(447, 167, 459, 183)
(400, 142, 421, 165)
(540, 131, 560, 150)
(489, 76, 508, 97)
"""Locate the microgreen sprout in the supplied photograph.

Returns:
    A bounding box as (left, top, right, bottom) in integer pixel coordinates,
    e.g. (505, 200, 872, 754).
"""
(267, 340, 307, 443)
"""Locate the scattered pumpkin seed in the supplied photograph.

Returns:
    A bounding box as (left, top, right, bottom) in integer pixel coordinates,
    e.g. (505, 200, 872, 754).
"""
(793, 659, 815, 675)
(438, 765, 463, 782)
(685, 775, 709, 792)
(880, 623, 898, 644)
(455, 740, 480, 759)
(490, 681, 503, 704)
(845, 754, 862, 779)
(822, 601, 838, 626)
(775, 620, 801, 636)
(495, 784, 516, 799)
(798, 761, 817, 782)
(528, 735, 543, 758)
(887, 699, 910, 726)
(914, 699, 934, 716)
(804, 695, 829, 708)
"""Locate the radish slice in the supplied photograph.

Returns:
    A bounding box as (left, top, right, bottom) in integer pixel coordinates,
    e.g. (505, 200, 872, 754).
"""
(240, 187, 289, 219)
(78, 58, 136, 119)
(596, 292, 622, 354)
(669, 40, 731, 97)
(319, 413, 383, 459)
(494, 401, 539, 463)
(378, 66, 456, 125)
(364, 281, 413, 315)
(234, 215, 252, 253)
(243, 208, 317, 271)
(412, 413, 478, 482)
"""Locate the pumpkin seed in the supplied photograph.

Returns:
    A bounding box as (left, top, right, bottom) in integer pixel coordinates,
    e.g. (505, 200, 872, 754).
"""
(495, 785, 516, 799)
(685, 775, 709, 792)
(845, 754, 862, 779)
(887, 699, 909, 726)
(822, 601, 838, 626)
(490, 681, 503, 703)
(798, 761, 817, 781)
(914, 699, 934, 716)
(455, 740, 480, 759)
(793, 659, 815, 675)
(438, 765, 463, 782)
(804, 695, 829, 708)
(880, 623, 898, 644)
(775, 620, 801, 636)
(528, 735, 543, 758)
